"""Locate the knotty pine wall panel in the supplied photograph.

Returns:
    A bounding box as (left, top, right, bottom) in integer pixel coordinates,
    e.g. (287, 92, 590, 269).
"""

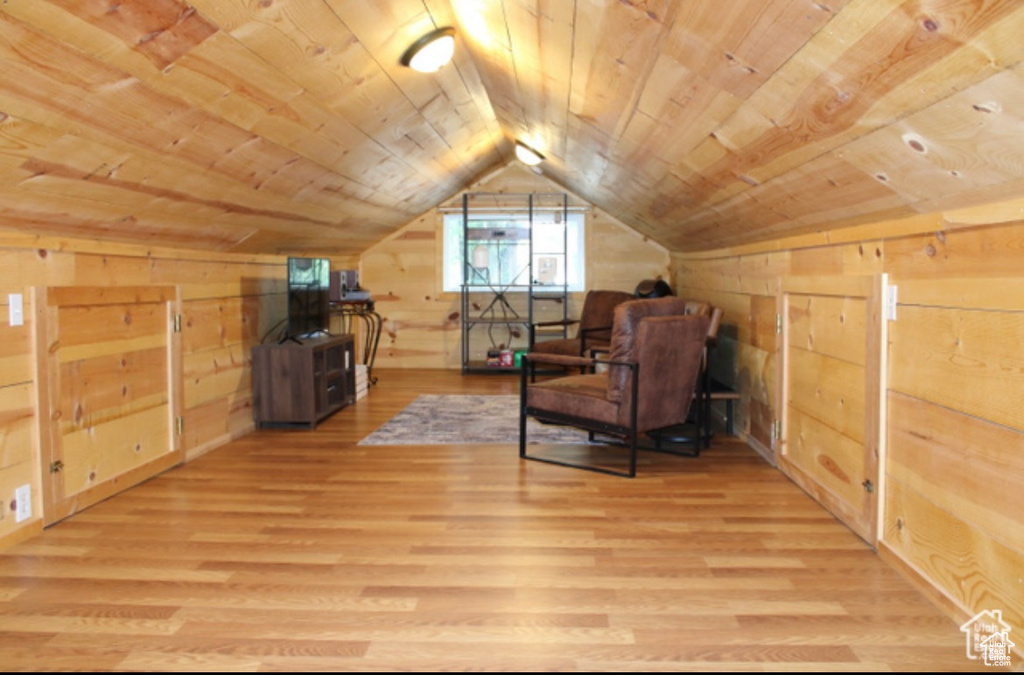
(59, 346, 168, 434)
(60, 406, 171, 499)
(786, 348, 866, 446)
(673, 204, 1024, 636)
(787, 295, 868, 367)
(361, 212, 460, 370)
(785, 408, 865, 512)
(0, 240, 284, 544)
(182, 345, 252, 411)
(884, 478, 1024, 632)
(887, 392, 1024, 607)
(890, 304, 1024, 431)
(0, 382, 34, 519)
(586, 211, 670, 290)
(0, 303, 32, 390)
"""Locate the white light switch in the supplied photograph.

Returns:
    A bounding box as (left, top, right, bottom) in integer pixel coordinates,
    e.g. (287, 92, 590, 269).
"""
(8, 293, 23, 327)
(15, 484, 31, 522)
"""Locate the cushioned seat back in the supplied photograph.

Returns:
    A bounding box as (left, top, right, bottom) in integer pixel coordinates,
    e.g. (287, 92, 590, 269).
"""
(606, 297, 697, 403)
(622, 313, 710, 431)
(577, 289, 635, 341)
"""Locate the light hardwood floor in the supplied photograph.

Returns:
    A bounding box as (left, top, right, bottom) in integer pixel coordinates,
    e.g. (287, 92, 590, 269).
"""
(0, 370, 993, 671)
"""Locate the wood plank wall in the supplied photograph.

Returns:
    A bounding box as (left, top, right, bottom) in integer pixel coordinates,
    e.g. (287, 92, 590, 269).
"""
(0, 236, 356, 545)
(361, 165, 671, 370)
(672, 200, 1024, 637)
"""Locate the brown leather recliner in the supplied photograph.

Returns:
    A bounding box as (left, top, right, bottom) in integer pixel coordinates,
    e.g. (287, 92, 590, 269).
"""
(519, 297, 711, 477)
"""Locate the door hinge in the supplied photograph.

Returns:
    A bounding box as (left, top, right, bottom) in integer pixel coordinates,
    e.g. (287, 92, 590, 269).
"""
(776, 314, 782, 334)
(49, 460, 64, 474)
(176, 416, 184, 436)
(174, 314, 182, 333)
(862, 479, 875, 493)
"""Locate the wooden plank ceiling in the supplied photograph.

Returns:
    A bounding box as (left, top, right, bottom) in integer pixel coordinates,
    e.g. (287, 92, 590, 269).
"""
(1, 0, 1023, 256)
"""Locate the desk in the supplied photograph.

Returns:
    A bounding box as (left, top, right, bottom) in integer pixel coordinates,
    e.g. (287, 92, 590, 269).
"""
(329, 300, 381, 386)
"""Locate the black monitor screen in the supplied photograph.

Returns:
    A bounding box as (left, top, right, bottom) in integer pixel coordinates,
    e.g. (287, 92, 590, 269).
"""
(286, 257, 330, 339)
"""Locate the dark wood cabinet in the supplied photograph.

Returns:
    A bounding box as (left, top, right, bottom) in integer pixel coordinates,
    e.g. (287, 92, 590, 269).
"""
(252, 334, 355, 429)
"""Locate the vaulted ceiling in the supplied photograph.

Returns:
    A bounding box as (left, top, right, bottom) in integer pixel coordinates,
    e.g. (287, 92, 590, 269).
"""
(2, 1, 1024, 257)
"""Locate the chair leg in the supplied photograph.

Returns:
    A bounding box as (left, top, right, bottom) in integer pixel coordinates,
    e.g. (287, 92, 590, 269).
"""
(627, 429, 638, 478)
(690, 369, 704, 456)
(519, 364, 529, 458)
(703, 364, 712, 449)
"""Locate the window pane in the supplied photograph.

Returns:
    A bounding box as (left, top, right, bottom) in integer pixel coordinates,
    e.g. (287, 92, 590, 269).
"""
(443, 212, 584, 292)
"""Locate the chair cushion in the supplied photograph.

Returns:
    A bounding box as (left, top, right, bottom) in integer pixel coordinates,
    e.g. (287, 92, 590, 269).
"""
(526, 373, 619, 426)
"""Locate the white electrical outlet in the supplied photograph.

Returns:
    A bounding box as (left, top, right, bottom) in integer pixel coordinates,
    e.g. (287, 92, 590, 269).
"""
(8, 293, 23, 327)
(14, 484, 31, 523)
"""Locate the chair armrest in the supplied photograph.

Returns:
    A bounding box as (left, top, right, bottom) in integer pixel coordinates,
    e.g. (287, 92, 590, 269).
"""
(525, 352, 634, 371)
(524, 352, 594, 369)
(579, 324, 612, 337)
(533, 318, 580, 328)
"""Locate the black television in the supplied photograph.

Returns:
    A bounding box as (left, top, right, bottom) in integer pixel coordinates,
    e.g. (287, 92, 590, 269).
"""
(285, 257, 330, 342)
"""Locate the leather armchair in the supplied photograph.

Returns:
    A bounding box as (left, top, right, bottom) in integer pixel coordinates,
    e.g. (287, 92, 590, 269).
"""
(519, 297, 710, 477)
(529, 289, 635, 359)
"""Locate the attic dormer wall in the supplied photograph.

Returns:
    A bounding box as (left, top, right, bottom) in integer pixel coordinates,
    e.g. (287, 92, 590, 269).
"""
(671, 198, 1024, 642)
(359, 165, 671, 370)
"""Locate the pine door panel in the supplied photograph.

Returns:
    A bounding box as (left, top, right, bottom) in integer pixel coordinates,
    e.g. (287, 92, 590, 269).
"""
(35, 286, 183, 525)
(778, 276, 885, 545)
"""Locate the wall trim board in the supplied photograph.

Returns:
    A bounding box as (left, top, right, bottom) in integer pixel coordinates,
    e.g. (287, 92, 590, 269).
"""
(742, 433, 776, 468)
(878, 540, 971, 628)
(0, 232, 287, 266)
(185, 425, 255, 463)
(676, 213, 943, 259)
(675, 195, 1024, 261)
(0, 521, 43, 550)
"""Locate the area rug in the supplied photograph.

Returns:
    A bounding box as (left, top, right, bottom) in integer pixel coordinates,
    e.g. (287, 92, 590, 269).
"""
(358, 394, 593, 446)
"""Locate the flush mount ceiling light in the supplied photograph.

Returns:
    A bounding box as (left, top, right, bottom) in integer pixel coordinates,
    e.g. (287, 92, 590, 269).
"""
(400, 26, 456, 73)
(515, 140, 545, 166)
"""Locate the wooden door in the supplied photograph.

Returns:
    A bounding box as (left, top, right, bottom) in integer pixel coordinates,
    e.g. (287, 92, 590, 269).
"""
(34, 286, 183, 525)
(777, 276, 887, 544)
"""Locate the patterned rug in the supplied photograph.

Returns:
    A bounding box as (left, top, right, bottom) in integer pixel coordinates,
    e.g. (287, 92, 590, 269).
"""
(358, 394, 592, 446)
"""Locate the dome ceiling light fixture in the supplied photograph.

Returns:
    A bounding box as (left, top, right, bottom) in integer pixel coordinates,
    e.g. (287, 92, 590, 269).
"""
(400, 26, 456, 73)
(515, 140, 545, 166)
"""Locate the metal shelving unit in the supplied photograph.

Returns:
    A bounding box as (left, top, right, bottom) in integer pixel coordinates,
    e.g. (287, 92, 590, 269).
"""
(460, 192, 569, 373)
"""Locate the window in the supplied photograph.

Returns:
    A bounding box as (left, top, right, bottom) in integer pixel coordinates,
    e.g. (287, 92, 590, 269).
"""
(442, 211, 585, 292)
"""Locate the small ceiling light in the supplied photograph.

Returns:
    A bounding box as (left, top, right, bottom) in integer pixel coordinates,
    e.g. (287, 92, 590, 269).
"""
(515, 140, 545, 166)
(400, 27, 456, 73)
